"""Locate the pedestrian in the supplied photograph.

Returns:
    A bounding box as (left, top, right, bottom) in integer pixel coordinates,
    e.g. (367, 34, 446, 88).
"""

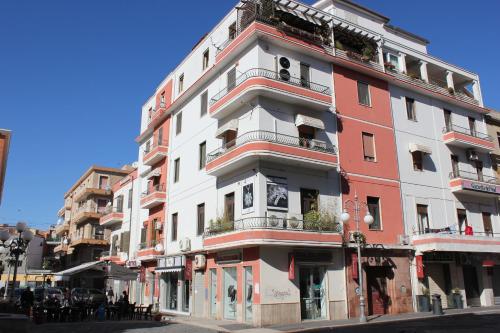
(20, 287, 34, 317)
(106, 287, 114, 303)
(0, 286, 5, 298)
(122, 290, 128, 304)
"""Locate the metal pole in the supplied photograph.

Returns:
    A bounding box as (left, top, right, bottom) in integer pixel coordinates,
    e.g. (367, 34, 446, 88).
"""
(9, 249, 20, 302)
(354, 194, 366, 323)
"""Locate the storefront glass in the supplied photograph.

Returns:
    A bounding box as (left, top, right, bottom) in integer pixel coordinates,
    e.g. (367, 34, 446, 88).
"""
(300, 266, 326, 320)
(244, 266, 253, 322)
(183, 279, 190, 312)
(165, 272, 178, 310)
(223, 267, 237, 320)
(210, 269, 217, 318)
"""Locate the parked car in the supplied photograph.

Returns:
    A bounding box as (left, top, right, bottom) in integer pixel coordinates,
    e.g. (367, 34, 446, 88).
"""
(34, 287, 64, 304)
(71, 288, 106, 304)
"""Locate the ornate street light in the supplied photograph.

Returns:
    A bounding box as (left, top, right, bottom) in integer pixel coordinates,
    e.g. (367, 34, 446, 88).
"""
(0, 221, 34, 301)
(341, 193, 374, 323)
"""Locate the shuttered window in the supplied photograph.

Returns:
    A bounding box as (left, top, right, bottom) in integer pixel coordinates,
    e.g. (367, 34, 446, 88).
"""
(362, 132, 375, 161)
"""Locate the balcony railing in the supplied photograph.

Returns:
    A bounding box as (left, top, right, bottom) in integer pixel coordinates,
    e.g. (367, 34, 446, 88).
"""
(102, 206, 123, 215)
(210, 68, 331, 106)
(141, 183, 166, 197)
(143, 140, 168, 155)
(147, 102, 166, 124)
(207, 130, 337, 163)
(72, 234, 105, 242)
(443, 124, 492, 141)
(138, 240, 158, 250)
(334, 48, 383, 72)
(414, 228, 499, 238)
(204, 216, 343, 237)
(450, 170, 500, 185)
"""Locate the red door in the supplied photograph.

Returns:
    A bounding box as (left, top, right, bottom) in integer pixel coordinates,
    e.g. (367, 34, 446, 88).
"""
(367, 267, 389, 315)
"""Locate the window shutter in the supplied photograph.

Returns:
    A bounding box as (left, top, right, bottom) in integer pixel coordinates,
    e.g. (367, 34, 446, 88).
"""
(362, 133, 375, 159)
(121, 231, 130, 252)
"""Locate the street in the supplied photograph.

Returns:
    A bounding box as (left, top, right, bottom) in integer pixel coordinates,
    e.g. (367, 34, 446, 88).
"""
(27, 321, 217, 333)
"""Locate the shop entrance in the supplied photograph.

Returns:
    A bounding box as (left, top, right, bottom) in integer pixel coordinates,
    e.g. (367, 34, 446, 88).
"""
(165, 272, 179, 310)
(366, 267, 389, 315)
(300, 266, 327, 320)
(223, 267, 237, 320)
(463, 265, 481, 307)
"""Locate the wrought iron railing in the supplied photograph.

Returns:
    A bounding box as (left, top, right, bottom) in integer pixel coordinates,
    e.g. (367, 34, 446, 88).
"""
(334, 48, 383, 72)
(102, 206, 124, 215)
(204, 216, 342, 237)
(414, 228, 499, 238)
(443, 124, 492, 141)
(141, 183, 166, 197)
(210, 68, 331, 106)
(138, 240, 158, 250)
(207, 130, 337, 163)
(450, 170, 499, 184)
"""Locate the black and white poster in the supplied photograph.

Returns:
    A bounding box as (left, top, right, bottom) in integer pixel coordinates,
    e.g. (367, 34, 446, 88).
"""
(242, 182, 254, 214)
(266, 176, 288, 210)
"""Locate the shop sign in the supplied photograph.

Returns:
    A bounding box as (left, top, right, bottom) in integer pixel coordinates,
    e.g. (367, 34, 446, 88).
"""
(416, 255, 424, 279)
(462, 180, 499, 194)
(288, 253, 295, 280)
(215, 250, 241, 264)
(482, 260, 495, 267)
(158, 255, 185, 268)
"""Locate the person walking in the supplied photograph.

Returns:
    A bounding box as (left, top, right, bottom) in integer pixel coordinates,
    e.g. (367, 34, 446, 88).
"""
(106, 287, 114, 303)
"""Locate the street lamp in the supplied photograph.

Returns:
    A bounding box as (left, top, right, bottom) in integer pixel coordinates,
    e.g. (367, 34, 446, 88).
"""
(341, 193, 374, 323)
(0, 221, 34, 301)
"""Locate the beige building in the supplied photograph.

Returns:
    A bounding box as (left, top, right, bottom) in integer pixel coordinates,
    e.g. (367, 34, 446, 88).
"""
(53, 165, 130, 288)
(486, 112, 500, 180)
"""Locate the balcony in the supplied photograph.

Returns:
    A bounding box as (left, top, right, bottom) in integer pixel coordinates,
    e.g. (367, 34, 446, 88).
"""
(412, 229, 500, 253)
(54, 223, 69, 236)
(71, 234, 109, 247)
(206, 130, 337, 176)
(57, 206, 65, 217)
(147, 102, 167, 125)
(136, 240, 163, 260)
(73, 203, 106, 225)
(442, 124, 494, 152)
(100, 251, 127, 264)
(449, 170, 500, 196)
(99, 207, 124, 227)
(140, 183, 166, 209)
(142, 141, 168, 166)
(209, 68, 331, 119)
(74, 187, 112, 202)
(53, 243, 69, 253)
(203, 216, 343, 250)
(45, 236, 62, 245)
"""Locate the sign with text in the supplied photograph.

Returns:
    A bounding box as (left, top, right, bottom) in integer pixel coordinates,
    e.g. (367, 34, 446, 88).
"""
(461, 180, 500, 194)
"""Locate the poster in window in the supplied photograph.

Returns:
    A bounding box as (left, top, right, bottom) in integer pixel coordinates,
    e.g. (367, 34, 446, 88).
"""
(266, 176, 288, 210)
(242, 182, 254, 215)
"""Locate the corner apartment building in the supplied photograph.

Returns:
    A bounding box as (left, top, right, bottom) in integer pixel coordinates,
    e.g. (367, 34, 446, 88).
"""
(0, 129, 11, 205)
(131, 0, 499, 326)
(53, 165, 130, 288)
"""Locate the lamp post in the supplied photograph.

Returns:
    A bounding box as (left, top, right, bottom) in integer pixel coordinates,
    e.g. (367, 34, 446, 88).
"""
(0, 222, 34, 302)
(341, 193, 374, 323)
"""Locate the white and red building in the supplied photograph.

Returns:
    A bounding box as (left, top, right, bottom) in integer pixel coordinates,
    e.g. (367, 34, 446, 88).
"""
(126, 0, 499, 326)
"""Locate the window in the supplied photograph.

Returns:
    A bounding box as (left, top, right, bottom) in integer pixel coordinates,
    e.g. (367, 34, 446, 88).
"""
(158, 127, 163, 145)
(362, 132, 375, 161)
(174, 158, 180, 183)
(197, 203, 205, 236)
(357, 81, 371, 106)
(150, 219, 157, 243)
(451, 155, 459, 177)
(178, 74, 184, 93)
(482, 212, 493, 236)
(367, 196, 381, 230)
(199, 141, 206, 169)
(497, 132, 500, 148)
(140, 228, 147, 244)
(444, 109, 452, 131)
(200, 91, 208, 117)
(387, 53, 399, 70)
(202, 49, 209, 70)
(475, 160, 483, 181)
(412, 151, 423, 171)
(116, 195, 124, 213)
(128, 188, 133, 208)
(176, 112, 182, 135)
(172, 213, 178, 241)
(416, 204, 429, 234)
(457, 209, 468, 234)
(145, 140, 151, 153)
(160, 92, 165, 106)
(148, 107, 153, 122)
(228, 22, 237, 40)
(98, 176, 109, 189)
(468, 117, 476, 136)
(405, 97, 416, 121)
(300, 188, 318, 214)
(227, 68, 237, 92)
(300, 63, 310, 88)
(224, 192, 235, 222)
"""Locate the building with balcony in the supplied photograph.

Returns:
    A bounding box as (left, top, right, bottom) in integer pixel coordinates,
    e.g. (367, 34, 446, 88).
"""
(52, 165, 130, 289)
(129, 0, 499, 326)
(0, 129, 11, 206)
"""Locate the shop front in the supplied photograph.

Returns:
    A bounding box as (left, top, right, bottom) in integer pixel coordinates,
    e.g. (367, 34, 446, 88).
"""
(157, 255, 192, 314)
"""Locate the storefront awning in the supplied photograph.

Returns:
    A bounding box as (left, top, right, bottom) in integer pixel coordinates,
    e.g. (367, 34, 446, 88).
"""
(54, 261, 137, 282)
(155, 267, 183, 273)
(409, 143, 432, 154)
(215, 119, 238, 139)
(295, 114, 325, 130)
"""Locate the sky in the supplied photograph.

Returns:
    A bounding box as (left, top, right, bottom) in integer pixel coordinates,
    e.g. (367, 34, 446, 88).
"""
(1, 0, 499, 230)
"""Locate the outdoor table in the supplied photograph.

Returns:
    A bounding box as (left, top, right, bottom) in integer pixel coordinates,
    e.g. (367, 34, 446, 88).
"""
(136, 305, 148, 319)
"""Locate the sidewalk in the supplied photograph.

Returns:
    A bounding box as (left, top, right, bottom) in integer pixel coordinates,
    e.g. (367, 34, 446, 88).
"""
(166, 305, 500, 333)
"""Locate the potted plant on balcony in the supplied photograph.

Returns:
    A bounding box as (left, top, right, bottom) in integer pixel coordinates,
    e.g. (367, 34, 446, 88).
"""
(334, 40, 345, 51)
(361, 45, 375, 62)
(417, 287, 431, 312)
(384, 62, 396, 71)
(452, 288, 464, 309)
(209, 215, 234, 234)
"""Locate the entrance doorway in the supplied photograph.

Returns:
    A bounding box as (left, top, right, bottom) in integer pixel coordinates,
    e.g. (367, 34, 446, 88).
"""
(300, 266, 327, 320)
(366, 267, 389, 315)
(165, 272, 178, 310)
(463, 265, 481, 307)
(223, 267, 237, 320)
(210, 269, 217, 318)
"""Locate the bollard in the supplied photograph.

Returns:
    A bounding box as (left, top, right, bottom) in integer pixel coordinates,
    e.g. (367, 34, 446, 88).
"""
(431, 294, 444, 315)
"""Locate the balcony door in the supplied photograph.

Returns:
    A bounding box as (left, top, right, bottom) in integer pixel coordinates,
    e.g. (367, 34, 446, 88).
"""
(457, 209, 468, 234)
(444, 109, 452, 132)
(417, 204, 429, 234)
(475, 161, 484, 182)
(298, 126, 315, 148)
(300, 188, 318, 214)
(451, 155, 459, 178)
(227, 68, 236, 92)
(97, 199, 108, 213)
(482, 212, 493, 236)
(225, 192, 235, 222)
(99, 176, 109, 189)
(468, 117, 476, 136)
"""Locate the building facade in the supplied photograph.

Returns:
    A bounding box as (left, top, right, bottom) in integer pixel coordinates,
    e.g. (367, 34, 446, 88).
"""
(0, 129, 11, 205)
(129, 0, 498, 327)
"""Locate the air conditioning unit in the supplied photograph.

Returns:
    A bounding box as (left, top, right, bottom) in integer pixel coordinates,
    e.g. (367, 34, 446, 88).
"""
(310, 139, 327, 150)
(467, 150, 479, 161)
(193, 254, 207, 270)
(398, 234, 410, 245)
(277, 56, 291, 81)
(155, 221, 163, 230)
(179, 237, 191, 252)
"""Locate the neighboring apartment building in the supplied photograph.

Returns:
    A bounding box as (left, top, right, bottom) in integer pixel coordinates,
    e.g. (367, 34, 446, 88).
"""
(129, 0, 498, 326)
(0, 129, 11, 205)
(53, 165, 130, 288)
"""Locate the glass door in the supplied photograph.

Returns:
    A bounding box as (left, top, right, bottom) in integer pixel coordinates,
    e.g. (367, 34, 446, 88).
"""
(165, 272, 178, 310)
(210, 269, 217, 318)
(223, 267, 237, 320)
(300, 266, 327, 320)
(244, 267, 253, 322)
